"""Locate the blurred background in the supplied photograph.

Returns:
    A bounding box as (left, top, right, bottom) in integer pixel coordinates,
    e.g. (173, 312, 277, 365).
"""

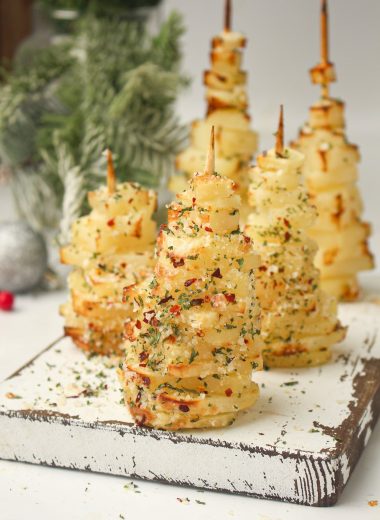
(0, 0, 379, 283)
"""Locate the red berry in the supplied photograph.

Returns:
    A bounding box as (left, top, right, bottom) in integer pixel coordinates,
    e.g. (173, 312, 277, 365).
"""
(0, 291, 14, 311)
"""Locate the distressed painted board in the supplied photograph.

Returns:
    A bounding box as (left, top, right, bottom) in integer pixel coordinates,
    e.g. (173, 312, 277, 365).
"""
(0, 300, 379, 507)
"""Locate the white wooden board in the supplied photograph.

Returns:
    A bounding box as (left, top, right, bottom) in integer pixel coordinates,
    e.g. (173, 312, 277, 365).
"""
(0, 299, 379, 506)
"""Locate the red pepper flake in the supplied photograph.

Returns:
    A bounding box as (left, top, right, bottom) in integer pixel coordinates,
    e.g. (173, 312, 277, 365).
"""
(184, 278, 197, 287)
(170, 305, 181, 316)
(151, 317, 160, 327)
(192, 197, 196, 206)
(159, 295, 173, 305)
(368, 500, 378, 507)
(135, 320, 142, 330)
(224, 293, 236, 303)
(211, 268, 222, 279)
(284, 231, 291, 242)
(136, 391, 142, 404)
(143, 310, 156, 324)
(190, 298, 204, 307)
(136, 415, 146, 427)
(259, 265, 267, 272)
(139, 351, 149, 362)
(225, 388, 233, 397)
(120, 262, 127, 268)
(142, 376, 151, 387)
(107, 218, 115, 227)
(204, 226, 213, 232)
(171, 257, 185, 268)
(243, 235, 251, 244)
(283, 218, 291, 228)
(179, 404, 190, 412)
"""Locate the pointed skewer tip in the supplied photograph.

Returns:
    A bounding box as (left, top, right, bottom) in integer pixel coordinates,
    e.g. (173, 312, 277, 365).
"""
(275, 105, 284, 157)
(204, 126, 215, 175)
(106, 148, 116, 194)
(224, 0, 232, 31)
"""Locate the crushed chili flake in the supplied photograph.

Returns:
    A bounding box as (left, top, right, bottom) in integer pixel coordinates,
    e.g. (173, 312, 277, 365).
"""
(151, 317, 160, 327)
(179, 404, 190, 412)
(135, 320, 142, 330)
(212, 268, 222, 279)
(136, 415, 146, 427)
(283, 218, 291, 228)
(225, 388, 233, 397)
(284, 231, 291, 242)
(170, 304, 181, 316)
(143, 310, 156, 324)
(192, 197, 196, 206)
(204, 226, 213, 232)
(171, 257, 185, 268)
(142, 376, 151, 387)
(224, 293, 236, 303)
(159, 295, 173, 305)
(139, 351, 149, 362)
(259, 265, 267, 272)
(243, 235, 251, 244)
(184, 278, 197, 287)
(107, 218, 115, 227)
(368, 500, 378, 507)
(136, 391, 142, 404)
(190, 298, 204, 307)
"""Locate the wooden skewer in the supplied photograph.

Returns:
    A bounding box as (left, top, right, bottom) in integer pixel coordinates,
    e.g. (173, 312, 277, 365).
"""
(321, 0, 329, 64)
(106, 149, 116, 194)
(224, 0, 232, 31)
(204, 126, 215, 175)
(320, 0, 329, 97)
(275, 105, 284, 157)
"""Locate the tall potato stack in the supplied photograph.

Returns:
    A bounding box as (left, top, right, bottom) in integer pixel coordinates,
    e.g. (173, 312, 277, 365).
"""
(171, 0, 258, 220)
(245, 107, 346, 368)
(60, 151, 157, 356)
(291, 0, 374, 301)
(120, 128, 262, 430)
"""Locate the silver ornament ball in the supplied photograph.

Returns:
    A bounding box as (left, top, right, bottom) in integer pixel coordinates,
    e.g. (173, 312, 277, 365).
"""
(0, 222, 48, 293)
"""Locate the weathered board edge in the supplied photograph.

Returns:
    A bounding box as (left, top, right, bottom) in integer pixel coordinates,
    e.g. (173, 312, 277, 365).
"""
(1, 346, 379, 507)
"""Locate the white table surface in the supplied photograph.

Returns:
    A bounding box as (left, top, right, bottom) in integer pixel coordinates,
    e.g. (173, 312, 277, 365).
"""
(0, 289, 379, 520)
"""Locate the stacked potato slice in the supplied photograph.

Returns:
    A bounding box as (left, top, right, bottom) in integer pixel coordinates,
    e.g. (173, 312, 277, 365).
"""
(171, 2, 257, 220)
(245, 109, 346, 368)
(60, 152, 157, 356)
(292, 98, 374, 300)
(120, 129, 262, 430)
(291, 0, 373, 300)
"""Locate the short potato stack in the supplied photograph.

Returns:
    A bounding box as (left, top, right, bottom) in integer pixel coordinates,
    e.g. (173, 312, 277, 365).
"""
(120, 169, 262, 430)
(171, 26, 258, 220)
(245, 147, 346, 368)
(60, 182, 157, 356)
(292, 98, 374, 300)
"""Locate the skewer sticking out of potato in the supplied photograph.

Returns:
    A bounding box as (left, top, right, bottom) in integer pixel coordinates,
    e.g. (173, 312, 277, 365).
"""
(120, 127, 262, 430)
(171, 0, 258, 223)
(245, 106, 346, 368)
(291, 0, 374, 301)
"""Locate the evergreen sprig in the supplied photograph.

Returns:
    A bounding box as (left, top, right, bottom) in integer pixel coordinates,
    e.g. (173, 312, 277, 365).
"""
(0, 10, 187, 243)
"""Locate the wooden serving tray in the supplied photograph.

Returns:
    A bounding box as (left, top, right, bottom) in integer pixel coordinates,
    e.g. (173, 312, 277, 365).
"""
(0, 299, 379, 507)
